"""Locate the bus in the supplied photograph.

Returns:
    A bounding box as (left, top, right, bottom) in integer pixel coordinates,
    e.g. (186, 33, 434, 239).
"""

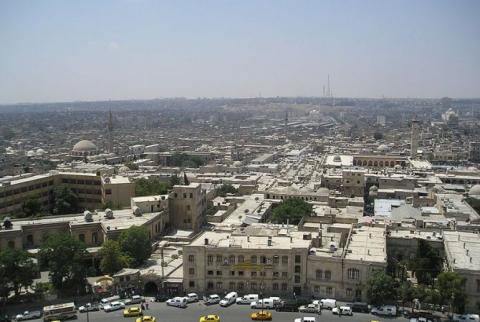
(43, 302, 76, 322)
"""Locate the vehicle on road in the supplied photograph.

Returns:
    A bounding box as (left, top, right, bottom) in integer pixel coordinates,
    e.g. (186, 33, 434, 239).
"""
(123, 306, 143, 317)
(251, 298, 277, 309)
(453, 314, 480, 322)
(294, 317, 316, 322)
(185, 293, 200, 303)
(136, 316, 156, 322)
(371, 305, 397, 316)
(319, 299, 336, 310)
(332, 306, 353, 316)
(251, 311, 273, 321)
(219, 292, 238, 307)
(199, 314, 220, 322)
(43, 302, 76, 322)
(166, 297, 187, 308)
(100, 295, 121, 309)
(15, 311, 42, 321)
(236, 294, 259, 304)
(346, 302, 369, 313)
(125, 295, 144, 305)
(275, 299, 310, 312)
(298, 304, 320, 313)
(154, 294, 169, 302)
(78, 303, 100, 313)
(204, 294, 221, 305)
(103, 301, 125, 312)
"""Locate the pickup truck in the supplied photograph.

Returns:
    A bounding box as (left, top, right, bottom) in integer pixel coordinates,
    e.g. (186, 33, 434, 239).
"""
(15, 311, 42, 321)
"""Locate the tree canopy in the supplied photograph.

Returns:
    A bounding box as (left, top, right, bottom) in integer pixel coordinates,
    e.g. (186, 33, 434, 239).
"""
(50, 186, 79, 215)
(365, 271, 398, 306)
(118, 226, 151, 267)
(270, 198, 313, 225)
(437, 271, 467, 313)
(38, 233, 88, 295)
(21, 197, 42, 218)
(135, 178, 169, 197)
(216, 184, 238, 197)
(99, 240, 131, 276)
(410, 239, 443, 285)
(168, 152, 205, 168)
(0, 248, 37, 298)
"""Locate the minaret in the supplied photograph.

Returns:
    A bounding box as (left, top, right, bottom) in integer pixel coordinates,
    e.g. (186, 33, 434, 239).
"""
(107, 109, 114, 153)
(411, 119, 420, 158)
(284, 109, 288, 143)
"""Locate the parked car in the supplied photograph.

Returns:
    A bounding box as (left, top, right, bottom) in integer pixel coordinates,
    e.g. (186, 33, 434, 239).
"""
(125, 295, 144, 305)
(219, 292, 238, 307)
(166, 297, 187, 308)
(251, 311, 272, 321)
(15, 311, 42, 321)
(319, 299, 336, 310)
(104, 301, 125, 312)
(251, 299, 276, 309)
(347, 302, 369, 313)
(332, 306, 353, 316)
(185, 293, 199, 303)
(154, 294, 169, 302)
(237, 294, 259, 304)
(78, 303, 100, 313)
(204, 294, 221, 305)
(275, 299, 310, 312)
(298, 304, 320, 313)
(123, 306, 143, 317)
(199, 315, 220, 322)
(294, 317, 316, 322)
(136, 316, 156, 322)
(371, 305, 397, 317)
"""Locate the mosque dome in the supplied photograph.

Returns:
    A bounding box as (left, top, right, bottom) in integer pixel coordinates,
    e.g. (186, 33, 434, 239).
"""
(73, 140, 97, 152)
(36, 148, 46, 156)
(470, 184, 480, 197)
(377, 144, 389, 151)
(26, 150, 35, 157)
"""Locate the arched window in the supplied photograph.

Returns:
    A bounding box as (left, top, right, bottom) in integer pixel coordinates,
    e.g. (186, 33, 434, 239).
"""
(229, 255, 235, 264)
(373, 161, 378, 167)
(238, 255, 244, 263)
(347, 268, 360, 280)
(251, 255, 257, 264)
(316, 269, 323, 280)
(26, 234, 34, 246)
(324, 270, 332, 280)
(368, 161, 373, 166)
(79, 233, 85, 242)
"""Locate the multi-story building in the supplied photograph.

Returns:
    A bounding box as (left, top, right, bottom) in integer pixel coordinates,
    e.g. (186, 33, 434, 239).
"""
(342, 169, 365, 198)
(169, 183, 207, 232)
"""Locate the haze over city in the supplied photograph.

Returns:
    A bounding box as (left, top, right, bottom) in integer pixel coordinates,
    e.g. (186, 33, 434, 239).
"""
(1, 0, 480, 104)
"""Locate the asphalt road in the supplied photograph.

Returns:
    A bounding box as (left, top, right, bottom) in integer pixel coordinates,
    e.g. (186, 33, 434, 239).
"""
(20, 301, 407, 322)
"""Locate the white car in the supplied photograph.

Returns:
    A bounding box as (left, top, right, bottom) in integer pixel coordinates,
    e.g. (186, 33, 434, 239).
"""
(236, 294, 259, 304)
(299, 304, 320, 313)
(125, 295, 144, 305)
(185, 293, 199, 303)
(167, 297, 187, 308)
(332, 306, 353, 316)
(103, 301, 125, 312)
(294, 317, 317, 322)
(219, 292, 238, 307)
(204, 294, 221, 305)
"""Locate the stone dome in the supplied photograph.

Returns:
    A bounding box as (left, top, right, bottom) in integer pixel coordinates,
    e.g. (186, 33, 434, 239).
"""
(73, 140, 97, 152)
(470, 184, 480, 197)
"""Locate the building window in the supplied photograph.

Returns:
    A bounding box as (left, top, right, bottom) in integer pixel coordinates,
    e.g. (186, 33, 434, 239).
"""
(326, 287, 333, 296)
(316, 269, 323, 280)
(294, 275, 300, 283)
(79, 234, 85, 242)
(251, 283, 257, 291)
(92, 232, 98, 244)
(216, 255, 222, 263)
(260, 271, 266, 277)
(273, 255, 279, 264)
(251, 255, 257, 264)
(273, 283, 279, 290)
(282, 272, 288, 278)
(251, 271, 257, 277)
(229, 255, 235, 264)
(295, 255, 301, 263)
(229, 282, 235, 290)
(174, 193, 178, 198)
(295, 265, 301, 273)
(347, 268, 360, 280)
(207, 282, 214, 290)
(355, 289, 362, 299)
(230, 271, 235, 276)
(207, 255, 213, 265)
(238, 282, 244, 290)
(346, 288, 353, 297)
(238, 255, 244, 263)
(281, 283, 288, 291)
(189, 268, 195, 275)
(260, 256, 267, 264)
(216, 282, 223, 290)
(207, 270, 214, 276)
(189, 281, 195, 287)
(282, 256, 288, 264)
(190, 193, 193, 198)
(239, 271, 244, 276)
(105, 189, 112, 195)
(314, 286, 319, 293)
(26, 234, 34, 246)
(7, 240, 15, 249)
(273, 272, 279, 278)
(324, 270, 332, 280)
(188, 255, 195, 263)
(187, 205, 191, 211)
(216, 270, 222, 276)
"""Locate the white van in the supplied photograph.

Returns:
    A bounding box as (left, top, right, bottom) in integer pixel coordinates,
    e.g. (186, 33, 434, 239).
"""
(236, 294, 259, 304)
(166, 297, 187, 308)
(251, 298, 275, 309)
(320, 299, 336, 310)
(219, 292, 238, 307)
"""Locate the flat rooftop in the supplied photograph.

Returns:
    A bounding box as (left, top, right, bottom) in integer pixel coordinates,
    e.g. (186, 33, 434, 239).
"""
(344, 226, 386, 263)
(443, 231, 480, 271)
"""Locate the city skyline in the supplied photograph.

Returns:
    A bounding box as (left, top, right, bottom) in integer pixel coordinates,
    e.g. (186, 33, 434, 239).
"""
(1, 0, 480, 104)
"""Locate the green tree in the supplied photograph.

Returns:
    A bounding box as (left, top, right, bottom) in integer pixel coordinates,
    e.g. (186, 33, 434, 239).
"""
(99, 240, 131, 276)
(399, 280, 416, 307)
(118, 226, 151, 267)
(38, 234, 88, 295)
(437, 271, 467, 314)
(51, 186, 79, 215)
(168, 152, 205, 168)
(270, 198, 313, 225)
(216, 184, 238, 197)
(410, 239, 443, 285)
(365, 271, 398, 306)
(0, 248, 37, 297)
(169, 174, 180, 187)
(21, 197, 42, 217)
(135, 178, 169, 196)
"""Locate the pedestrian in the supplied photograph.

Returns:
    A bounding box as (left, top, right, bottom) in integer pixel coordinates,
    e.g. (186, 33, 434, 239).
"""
(141, 303, 145, 310)
(146, 302, 149, 310)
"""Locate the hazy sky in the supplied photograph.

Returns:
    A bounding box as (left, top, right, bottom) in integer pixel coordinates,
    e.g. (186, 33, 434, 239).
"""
(1, 0, 479, 104)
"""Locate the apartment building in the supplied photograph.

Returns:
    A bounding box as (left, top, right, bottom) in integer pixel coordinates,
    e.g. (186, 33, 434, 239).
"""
(169, 183, 207, 232)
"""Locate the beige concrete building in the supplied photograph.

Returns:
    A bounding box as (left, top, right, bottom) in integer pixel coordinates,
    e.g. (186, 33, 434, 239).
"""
(342, 169, 365, 198)
(169, 183, 207, 232)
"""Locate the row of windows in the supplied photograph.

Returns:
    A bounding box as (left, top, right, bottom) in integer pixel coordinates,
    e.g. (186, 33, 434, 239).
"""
(315, 268, 360, 281)
(312, 286, 362, 298)
(0, 192, 49, 209)
(71, 188, 101, 195)
(61, 178, 101, 185)
(267, 194, 320, 202)
(78, 232, 99, 244)
(0, 180, 53, 198)
(202, 254, 299, 265)
(206, 281, 289, 291)
(174, 192, 195, 199)
(195, 269, 290, 278)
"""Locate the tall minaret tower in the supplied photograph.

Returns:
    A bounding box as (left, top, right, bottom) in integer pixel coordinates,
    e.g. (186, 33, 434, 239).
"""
(411, 119, 420, 158)
(107, 109, 114, 153)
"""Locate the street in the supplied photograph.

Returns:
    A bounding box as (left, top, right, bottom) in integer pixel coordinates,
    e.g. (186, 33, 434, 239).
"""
(19, 300, 408, 322)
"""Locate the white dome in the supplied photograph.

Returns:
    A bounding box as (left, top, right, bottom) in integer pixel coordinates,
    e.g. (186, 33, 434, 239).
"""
(470, 184, 480, 196)
(26, 150, 35, 157)
(73, 140, 97, 152)
(36, 148, 46, 156)
(377, 144, 389, 151)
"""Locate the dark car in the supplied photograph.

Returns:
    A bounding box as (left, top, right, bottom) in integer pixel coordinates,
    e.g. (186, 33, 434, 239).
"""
(275, 299, 310, 312)
(347, 302, 369, 313)
(154, 294, 169, 302)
